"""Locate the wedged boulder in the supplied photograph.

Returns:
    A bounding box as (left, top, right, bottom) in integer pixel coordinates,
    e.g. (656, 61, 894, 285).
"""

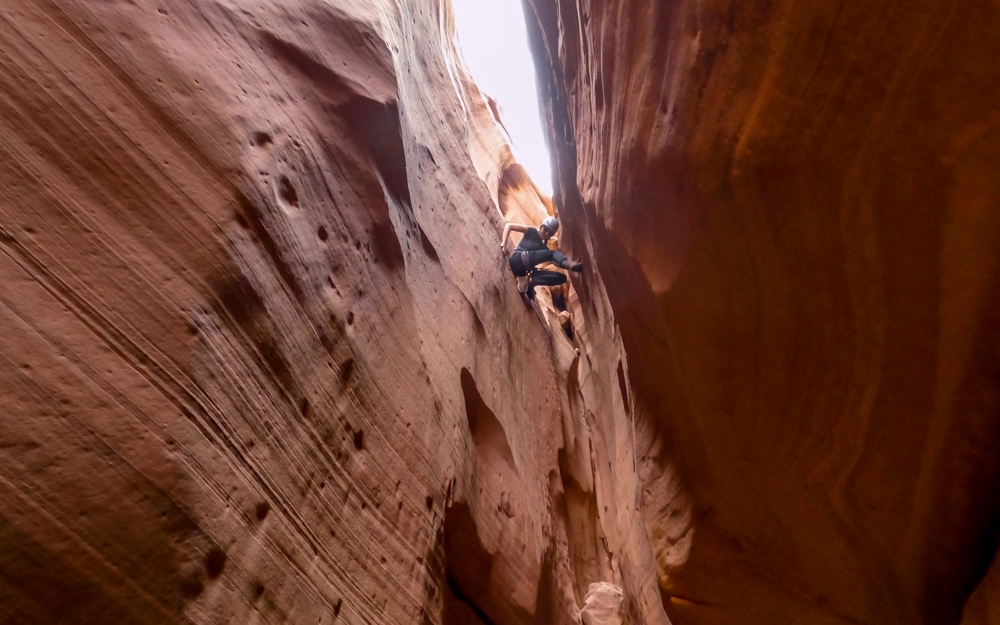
(580, 582, 626, 625)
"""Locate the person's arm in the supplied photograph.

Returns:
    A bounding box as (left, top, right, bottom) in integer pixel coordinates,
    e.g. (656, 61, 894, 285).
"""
(500, 223, 529, 251)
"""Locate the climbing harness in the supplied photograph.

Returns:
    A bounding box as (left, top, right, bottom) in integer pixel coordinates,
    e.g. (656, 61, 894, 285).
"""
(515, 251, 535, 299)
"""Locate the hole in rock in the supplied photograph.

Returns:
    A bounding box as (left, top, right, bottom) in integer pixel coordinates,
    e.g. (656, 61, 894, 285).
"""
(340, 98, 411, 206)
(300, 397, 310, 416)
(420, 144, 436, 165)
(371, 219, 405, 269)
(205, 548, 227, 579)
(471, 306, 486, 341)
(460, 368, 516, 471)
(353, 430, 364, 450)
(213, 269, 265, 330)
(347, 311, 355, 325)
(419, 226, 440, 262)
(426, 495, 434, 511)
(277, 176, 299, 207)
(318, 225, 329, 241)
(438, 502, 497, 624)
(256, 501, 271, 521)
(339, 357, 355, 386)
(253, 581, 265, 599)
(334, 598, 342, 616)
(617, 360, 631, 415)
(251, 131, 273, 147)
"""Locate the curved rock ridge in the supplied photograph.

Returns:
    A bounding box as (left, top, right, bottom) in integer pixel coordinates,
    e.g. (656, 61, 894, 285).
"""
(0, 0, 667, 624)
(523, 0, 1000, 624)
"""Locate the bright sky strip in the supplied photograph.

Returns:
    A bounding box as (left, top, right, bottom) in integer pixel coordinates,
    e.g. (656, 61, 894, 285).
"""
(451, 0, 554, 196)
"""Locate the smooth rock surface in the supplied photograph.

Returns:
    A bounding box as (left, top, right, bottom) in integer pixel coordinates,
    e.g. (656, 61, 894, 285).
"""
(964, 555, 1000, 625)
(523, 0, 1000, 623)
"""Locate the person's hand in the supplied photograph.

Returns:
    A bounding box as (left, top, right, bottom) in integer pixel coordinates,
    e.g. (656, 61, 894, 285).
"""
(500, 243, 505, 252)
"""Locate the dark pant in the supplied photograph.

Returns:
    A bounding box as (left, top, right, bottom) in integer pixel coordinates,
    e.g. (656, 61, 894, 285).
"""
(508, 249, 569, 286)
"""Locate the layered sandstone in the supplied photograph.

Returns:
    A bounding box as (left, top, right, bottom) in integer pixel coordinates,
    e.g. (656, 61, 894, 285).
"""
(0, 0, 654, 623)
(523, 0, 1000, 624)
(5, 0, 998, 624)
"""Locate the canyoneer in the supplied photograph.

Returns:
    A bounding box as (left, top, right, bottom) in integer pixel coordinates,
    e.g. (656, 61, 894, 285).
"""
(500, 216, 583, 301)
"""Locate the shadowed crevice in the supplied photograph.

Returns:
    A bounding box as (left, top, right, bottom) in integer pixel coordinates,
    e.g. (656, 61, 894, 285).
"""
(460, 368, 516, 472)
(557, 449, 608, 606)
(437, 502, 495, 625)
(342, 99, 412, 208)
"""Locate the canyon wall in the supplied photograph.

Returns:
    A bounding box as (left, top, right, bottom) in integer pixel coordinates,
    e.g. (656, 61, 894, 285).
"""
(0, 0, 669, 623)
(522, 0, 1000, 624)
(4, 0, 998, 624)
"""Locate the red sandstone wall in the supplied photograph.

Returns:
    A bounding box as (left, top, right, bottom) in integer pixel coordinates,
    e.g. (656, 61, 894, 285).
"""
(7, 0, 992, 623)
(523, 0, 1000, 623)
(525, 0, 1000, 624)
(0, 1, 663, 623)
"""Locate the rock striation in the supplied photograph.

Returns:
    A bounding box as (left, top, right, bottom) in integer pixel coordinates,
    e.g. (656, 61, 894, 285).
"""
(523, 0, 1000, 624)
(0, 0, 659, 623)
(3, 0, 998, 624)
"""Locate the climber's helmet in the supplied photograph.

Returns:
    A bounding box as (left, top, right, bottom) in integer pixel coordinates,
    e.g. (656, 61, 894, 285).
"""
(539, 216, 560, 240)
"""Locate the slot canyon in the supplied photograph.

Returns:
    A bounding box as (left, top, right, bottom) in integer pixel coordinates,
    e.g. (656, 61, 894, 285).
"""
(1, 1, 998, 624)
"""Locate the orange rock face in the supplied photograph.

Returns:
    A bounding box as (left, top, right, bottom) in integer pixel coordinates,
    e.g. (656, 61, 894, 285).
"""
(5, 1, 997, 624)
(523, 0, 1000, 624)
(0, 1, 659, 624)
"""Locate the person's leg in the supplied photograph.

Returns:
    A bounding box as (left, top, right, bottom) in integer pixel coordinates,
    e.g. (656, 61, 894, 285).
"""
(525, 249, 557, 268)
(530, 270, 567, 287)
(520, 269, 566, 301)
(508, 254, 527, 276)
(508, 254, 532, 296)
(525, 249, 582, 273)
(551, 250, 583, 272)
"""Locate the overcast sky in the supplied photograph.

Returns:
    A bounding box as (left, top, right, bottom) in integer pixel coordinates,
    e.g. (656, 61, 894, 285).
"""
(451, 0, 553, 196)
